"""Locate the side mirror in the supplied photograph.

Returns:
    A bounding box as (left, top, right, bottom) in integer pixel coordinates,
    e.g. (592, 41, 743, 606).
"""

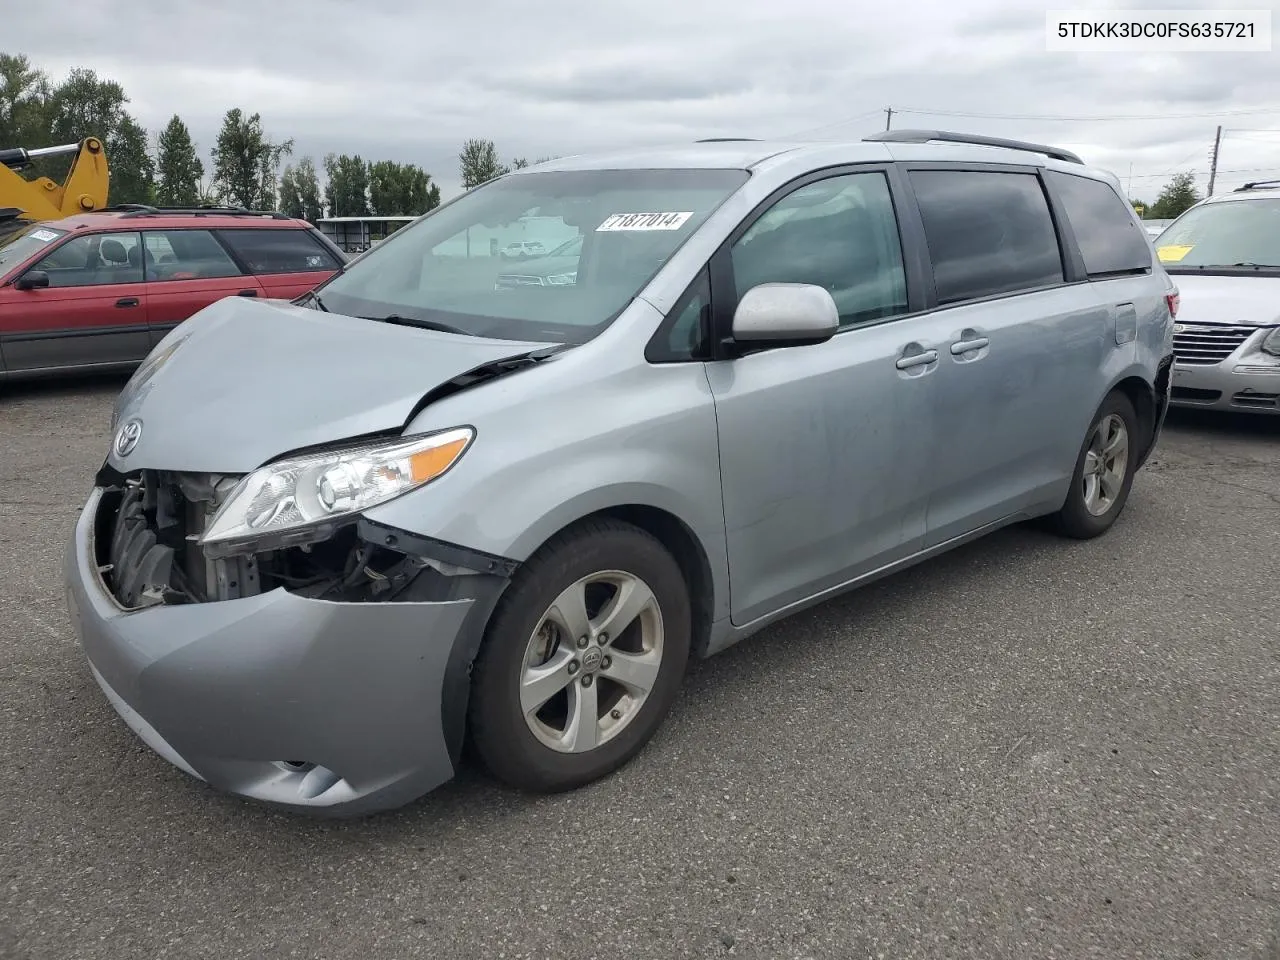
(731, 282, 839, 346)
(15, 270, 50, 291)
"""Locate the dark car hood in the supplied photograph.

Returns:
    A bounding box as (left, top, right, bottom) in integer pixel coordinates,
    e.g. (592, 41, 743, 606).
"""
(107, 297, 551, 474)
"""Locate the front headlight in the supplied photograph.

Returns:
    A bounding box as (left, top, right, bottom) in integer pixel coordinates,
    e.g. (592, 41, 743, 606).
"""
(200, 427, 474, 547)
(1262, 327, 1280, 357)
(546, 272, 577, 285)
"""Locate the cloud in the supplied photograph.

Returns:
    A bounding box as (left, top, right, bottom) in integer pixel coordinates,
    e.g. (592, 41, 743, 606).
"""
(5, 0, 1278, 199)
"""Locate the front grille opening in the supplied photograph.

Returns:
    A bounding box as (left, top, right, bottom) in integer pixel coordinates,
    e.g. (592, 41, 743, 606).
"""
(1171, 387, 1222, 403)
(1232, 391, 1280, 409)
(96, 473, 452, 608)
(1173, 326, 1255, 365)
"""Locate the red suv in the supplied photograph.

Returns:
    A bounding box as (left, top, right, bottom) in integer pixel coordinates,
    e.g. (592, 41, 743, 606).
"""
(0, 205, 346, 382)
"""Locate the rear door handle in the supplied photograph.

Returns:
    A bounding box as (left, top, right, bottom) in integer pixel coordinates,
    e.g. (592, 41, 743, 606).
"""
(950, 337, 989, 355)
(895, 350, 938, 370)
(115, 297, 139, 308)
(237, 289, 258, 297)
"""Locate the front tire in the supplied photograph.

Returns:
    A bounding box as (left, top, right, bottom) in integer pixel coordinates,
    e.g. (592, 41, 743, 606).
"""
(468, 518, 692, 793)
(1047, 390, 1139, 539)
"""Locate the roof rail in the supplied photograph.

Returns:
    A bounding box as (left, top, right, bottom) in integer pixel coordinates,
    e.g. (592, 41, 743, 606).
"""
(864, 129, 1084, 165)
(1234, 179, 1280, 192)
(99, 203, 292, 220)
(695, 137, 760, 143)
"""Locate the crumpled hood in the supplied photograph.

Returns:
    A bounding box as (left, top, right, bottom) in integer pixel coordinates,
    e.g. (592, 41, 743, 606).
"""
(107, 297, 550, 474)
(1169, 273, 1280, 327)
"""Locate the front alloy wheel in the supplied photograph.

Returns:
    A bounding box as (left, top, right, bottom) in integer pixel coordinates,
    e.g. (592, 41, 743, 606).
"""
(521, 571, 664, 753)
(469, 518, 691, 792)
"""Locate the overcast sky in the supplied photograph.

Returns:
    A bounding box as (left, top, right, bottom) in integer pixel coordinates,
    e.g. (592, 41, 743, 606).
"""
(7, 0, 1280, 201)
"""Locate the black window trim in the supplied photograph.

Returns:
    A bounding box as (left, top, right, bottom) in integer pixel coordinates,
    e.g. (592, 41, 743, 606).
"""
(897, 160, 1081, 310)
(210, 226, 341, 276)
(139, 227, 249, 282)
(701, 162, 930, 362)
(644, 267, 712, 364)
(1041, 169, 1154, 281)
(29, 229, 146, 288)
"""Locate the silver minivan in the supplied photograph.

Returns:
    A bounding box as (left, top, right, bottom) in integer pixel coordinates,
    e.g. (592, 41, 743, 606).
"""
(1155, 181, 1280, 413)
(65, 131, 1176, 815)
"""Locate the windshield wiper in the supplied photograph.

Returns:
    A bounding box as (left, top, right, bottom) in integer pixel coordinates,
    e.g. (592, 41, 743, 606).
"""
(360, 313, 474, 336)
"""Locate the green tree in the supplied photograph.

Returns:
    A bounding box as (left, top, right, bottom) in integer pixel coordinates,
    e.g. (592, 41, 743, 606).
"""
(41, 66, 154, 205)
(155, 114, 203, 206)
(458, 138, 508, 189)
(292, 156, 323, 222)
(1149, 172, 1200, 220)
(278, 163, 304, 218)
(368, 160, 440, 216)
(323, 153, 370, 217)
(0, 53, 51, 147)
(210, 108, 292, 209)
(107, 114, 155, 204)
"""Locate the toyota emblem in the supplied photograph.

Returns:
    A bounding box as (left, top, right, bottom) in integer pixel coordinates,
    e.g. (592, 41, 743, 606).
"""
(114, 418, 143, 458)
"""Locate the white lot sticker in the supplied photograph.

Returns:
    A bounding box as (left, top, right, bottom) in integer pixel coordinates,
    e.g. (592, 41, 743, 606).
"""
(596, 211, 693, 232)
(30, 229, 59, 242)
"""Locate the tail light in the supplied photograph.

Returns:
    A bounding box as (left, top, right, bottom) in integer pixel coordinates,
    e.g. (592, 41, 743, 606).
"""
(1165, 291, 1180, 318)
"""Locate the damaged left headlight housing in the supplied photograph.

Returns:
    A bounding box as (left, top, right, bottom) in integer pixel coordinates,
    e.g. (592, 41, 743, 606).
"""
(199, 427, 474, 552)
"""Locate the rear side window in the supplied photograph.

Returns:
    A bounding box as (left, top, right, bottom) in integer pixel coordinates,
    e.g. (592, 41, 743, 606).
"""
(910, 170, 1064, 305)
(142, 229, 242, 281)
(217, 228, 341, 275)
(1049, 172, 1152, 277)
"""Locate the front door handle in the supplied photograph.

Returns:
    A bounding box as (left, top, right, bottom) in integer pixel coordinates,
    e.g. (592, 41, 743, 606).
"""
(115, 297, 139, 308)
(895, 350, 938, 370)
(950, 337, 990, 355)
(237, 289, 258, 297)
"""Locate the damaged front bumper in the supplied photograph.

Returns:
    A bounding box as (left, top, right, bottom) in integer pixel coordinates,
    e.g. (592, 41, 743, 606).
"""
(64, 481, 510, 816)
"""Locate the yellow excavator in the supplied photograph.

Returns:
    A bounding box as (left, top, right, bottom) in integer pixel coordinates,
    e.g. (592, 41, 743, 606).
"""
(0, 137, 109, 237)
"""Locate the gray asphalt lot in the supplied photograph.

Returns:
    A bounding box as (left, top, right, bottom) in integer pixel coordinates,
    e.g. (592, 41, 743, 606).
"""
(2, 375, 1279, 960)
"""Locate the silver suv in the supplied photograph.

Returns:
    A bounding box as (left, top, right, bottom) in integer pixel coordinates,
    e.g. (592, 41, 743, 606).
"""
(65, 130, 1176, 816)
(1154, 181, 1280, 413)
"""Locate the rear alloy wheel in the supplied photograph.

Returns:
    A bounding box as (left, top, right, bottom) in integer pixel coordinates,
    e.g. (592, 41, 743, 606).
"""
(1048, 391, 1139, 539)
(468, 519, 691, 792)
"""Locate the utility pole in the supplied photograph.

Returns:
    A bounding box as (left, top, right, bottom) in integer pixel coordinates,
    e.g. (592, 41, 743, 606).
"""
(1207, 124, 1222, 196)
(884, 107, 894, 131)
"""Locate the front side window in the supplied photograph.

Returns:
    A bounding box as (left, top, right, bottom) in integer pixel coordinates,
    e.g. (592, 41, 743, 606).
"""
(0, 224, 68, 277)
(217, 228, 341, 275)
(1049, 171, 1152, 277)
(1154, 198, 1280, 269)
(143, 230, 243, 281)
(315, 168, 749, 344)
(910, 170, 1064, 304)
(729, 171, 908, 329)
(31, 232, 144, 287)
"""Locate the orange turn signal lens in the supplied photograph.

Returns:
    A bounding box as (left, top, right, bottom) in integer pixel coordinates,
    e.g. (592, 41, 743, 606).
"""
(408, 436, 470, 484)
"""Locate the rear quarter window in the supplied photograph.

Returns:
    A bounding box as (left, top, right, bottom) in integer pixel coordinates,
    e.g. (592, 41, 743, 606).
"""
(1048, 171, 1152, 277)
(216, 228, 341, 275)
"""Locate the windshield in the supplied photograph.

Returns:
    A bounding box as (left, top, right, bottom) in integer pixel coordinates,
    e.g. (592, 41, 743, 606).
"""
(315, 168, 749, 343)
(1155, 198, 1280, 268)
(0, 224, 67, 274)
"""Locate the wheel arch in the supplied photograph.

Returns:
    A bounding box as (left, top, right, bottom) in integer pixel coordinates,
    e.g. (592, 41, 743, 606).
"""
(512, 495, 721, 660)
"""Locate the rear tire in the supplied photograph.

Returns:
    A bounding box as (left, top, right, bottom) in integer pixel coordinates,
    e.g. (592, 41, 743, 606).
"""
(1047, 391, 1139, 540)
(468, 518, 691, 793)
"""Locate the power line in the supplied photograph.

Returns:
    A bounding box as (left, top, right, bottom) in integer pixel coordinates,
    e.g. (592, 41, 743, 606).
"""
(773, 109, 883, 139)
(894, 105, 1280, 122)
(1127, 166, 1280, 181)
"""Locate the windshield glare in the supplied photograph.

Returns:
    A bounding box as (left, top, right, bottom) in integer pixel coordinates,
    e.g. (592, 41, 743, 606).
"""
(316, 168, 749, 343)
(0, 223, 67, 273)
(1156, 198, 1280, 268)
